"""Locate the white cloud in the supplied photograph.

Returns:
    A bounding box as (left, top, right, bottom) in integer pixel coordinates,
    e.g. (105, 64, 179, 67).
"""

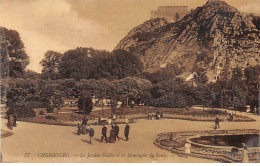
(0, 0, 111, 73)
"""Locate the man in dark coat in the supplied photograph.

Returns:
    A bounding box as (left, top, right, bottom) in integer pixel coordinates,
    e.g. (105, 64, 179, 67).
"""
(114, 123, 120, 141)
(89, 126, 94, 144)
(77, 123, 81, 135)
(13, 114, 17, 127)
(215, 116, 220, 129)
(101, 124, 108, 143)
(124, 123, 130, 141)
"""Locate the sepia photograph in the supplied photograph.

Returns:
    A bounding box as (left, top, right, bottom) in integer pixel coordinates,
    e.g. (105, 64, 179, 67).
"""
(0, 0, 259, 163)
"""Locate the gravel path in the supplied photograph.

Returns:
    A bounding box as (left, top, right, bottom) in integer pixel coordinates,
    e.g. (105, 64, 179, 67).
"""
(1, 116, 259, 163)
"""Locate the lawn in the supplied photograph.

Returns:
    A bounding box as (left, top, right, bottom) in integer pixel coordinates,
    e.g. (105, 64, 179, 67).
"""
(14, 106, 255, 126)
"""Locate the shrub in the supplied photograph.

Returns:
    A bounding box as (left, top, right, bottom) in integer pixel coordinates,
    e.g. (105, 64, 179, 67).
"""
(46, 105, 54, 113)
(45, 116, 57, 120)
(7, 107, 36, 118)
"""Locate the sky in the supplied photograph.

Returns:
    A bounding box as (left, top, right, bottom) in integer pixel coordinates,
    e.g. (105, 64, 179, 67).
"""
(0, 0, 259, 73)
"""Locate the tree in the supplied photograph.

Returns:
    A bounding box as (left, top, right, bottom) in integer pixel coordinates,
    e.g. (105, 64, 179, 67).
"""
(50, 90, 65, 114)
(111, 50, 144, 79)
(6, 79, 38, 117)
(6, 79, 38, 107)
(230, 67, 247, 108)
(78, 91, 93, 114)
(244, 65, 260, 112)
(150, 78, 195, 108)
(24, 70, 41, 79)
(58, 48, 143, 80)
(40, 51, 62, 80)
(0, 27, 29, 78)
(142, 66, 176, 84)
(57, 79, 79, 98)
(113, 77, 139, 107)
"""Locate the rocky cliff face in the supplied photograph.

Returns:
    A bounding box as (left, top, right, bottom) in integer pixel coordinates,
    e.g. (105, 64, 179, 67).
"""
(115, 0, 260, 79)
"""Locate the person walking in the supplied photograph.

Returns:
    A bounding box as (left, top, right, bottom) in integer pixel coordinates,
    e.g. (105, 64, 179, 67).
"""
(230, 113, 234, 121)
(82, 123, 86, 135)
(13, 114, 17, 127)
(7, 114, 10, 128)
(124, 123, 130, 141)
(101, 124, 108, 143)
(109, 125, 116, 143)
(185, 141, 192, 157)
(76, 123, 81, 135)
(89, 126, 94, 145)
(9, 115, 14, 130)
(215, 116, 220, 129)
(148, 112, 151, 120)
(114, 123, 120, 141)
(241, 143, 249, 163)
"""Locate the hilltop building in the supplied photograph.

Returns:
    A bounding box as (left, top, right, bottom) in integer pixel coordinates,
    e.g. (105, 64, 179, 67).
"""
(208, 0, 220, 2)
(151, 6, 190, 22)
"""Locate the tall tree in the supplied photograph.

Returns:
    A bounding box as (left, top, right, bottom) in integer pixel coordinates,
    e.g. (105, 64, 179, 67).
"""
(50, 90, 65, 114)
(78, 91, 93, 114)
(0, 27, 29, 78)
(40, 51, 62, 80)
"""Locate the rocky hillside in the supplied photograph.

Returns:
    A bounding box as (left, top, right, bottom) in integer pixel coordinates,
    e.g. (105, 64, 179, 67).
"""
(115, 0, 260, 80)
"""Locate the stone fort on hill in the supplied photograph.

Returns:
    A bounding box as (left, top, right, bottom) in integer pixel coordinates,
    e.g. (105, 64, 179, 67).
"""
(150, 0, 221, 22)
(151, 6, 190, 22)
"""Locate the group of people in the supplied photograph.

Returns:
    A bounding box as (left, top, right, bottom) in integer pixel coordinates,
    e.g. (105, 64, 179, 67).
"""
(215, 113, 236, 129)
(227, 113, 234, 121)
(101, 123, 130, 143)
(147, 111, 162, 120)
(7, 114, 17, 130)
(76, 116, 130, 144)
(77, 117, 95, 144)
(98, 114, 120, 125)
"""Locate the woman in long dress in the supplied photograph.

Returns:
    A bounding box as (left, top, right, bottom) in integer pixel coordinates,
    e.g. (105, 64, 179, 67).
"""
(241, 143, 249, 163)
(82, 124, 86, 135)
(109, 125, 116, 143)
(9, 116, 14, 130)
(185, 142, 191, 157)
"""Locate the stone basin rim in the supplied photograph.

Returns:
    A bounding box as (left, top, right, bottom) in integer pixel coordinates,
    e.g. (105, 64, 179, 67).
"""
(187, 133, 260, 150)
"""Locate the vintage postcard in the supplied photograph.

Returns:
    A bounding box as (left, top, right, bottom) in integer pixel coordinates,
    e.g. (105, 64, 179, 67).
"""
(0, 0, 259, 163)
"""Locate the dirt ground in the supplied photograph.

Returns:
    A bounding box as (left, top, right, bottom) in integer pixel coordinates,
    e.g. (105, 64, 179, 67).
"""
(1, 113, 260, 163)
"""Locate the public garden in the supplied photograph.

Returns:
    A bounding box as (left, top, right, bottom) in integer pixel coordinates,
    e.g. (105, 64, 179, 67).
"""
(1, 104, 260, 163)
(1, 26, 260, 163)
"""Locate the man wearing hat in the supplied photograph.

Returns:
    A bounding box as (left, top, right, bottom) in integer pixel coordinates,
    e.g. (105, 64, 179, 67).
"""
(114, 123, 120, 141)
(124, 123, 130, 141)
(89, 125, 94, 144)
(101, 124, 108, 143)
